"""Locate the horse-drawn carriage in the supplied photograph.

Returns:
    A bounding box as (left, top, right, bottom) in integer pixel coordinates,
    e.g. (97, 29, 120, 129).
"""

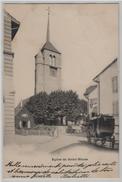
(87, 114, 115, 149)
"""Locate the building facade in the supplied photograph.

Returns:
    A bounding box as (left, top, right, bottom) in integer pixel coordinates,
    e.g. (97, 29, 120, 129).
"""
(93, 58, 118, 118)
(84, 85, 98, 119)
(84, 58, 119, 140)
(15, 107, 35, 130)
(3, 11, 20, 137)
(93, 58, 119, 139)
(35, 10, 61, 95)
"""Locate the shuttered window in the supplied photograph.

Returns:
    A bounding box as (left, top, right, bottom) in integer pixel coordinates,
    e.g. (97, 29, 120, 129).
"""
(113, 101, 119, 115)
(112, 76, 118, 93)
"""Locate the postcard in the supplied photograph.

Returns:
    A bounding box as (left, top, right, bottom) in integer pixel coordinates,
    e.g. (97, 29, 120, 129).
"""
(2, 2, 119, 179)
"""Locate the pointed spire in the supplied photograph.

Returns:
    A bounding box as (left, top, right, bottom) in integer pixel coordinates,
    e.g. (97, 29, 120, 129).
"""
(46, 7, 50, 42)
(41, 7, 61, 54)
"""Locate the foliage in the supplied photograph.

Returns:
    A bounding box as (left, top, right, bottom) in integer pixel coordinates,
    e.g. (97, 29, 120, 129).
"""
(25, 92, 48, 124)
(24, 90, 87, 125)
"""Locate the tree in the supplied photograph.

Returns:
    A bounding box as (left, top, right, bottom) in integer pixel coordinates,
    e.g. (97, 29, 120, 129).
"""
(24, 92, 49, 124)
(24, 90, 87, 125)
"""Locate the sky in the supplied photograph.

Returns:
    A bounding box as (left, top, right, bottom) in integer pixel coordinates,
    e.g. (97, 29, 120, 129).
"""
(4, 3, 118, 106)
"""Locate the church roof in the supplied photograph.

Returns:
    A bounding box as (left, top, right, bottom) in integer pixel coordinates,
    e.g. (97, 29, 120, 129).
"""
(41, 41, 61, 54)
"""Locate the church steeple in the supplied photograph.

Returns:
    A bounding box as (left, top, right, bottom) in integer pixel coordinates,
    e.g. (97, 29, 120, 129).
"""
(46, 7, 50, 42)
(41, 7, 61, 54)
(35, 7, 62, 95)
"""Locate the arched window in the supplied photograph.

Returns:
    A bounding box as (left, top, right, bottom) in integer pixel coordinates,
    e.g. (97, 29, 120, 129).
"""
(49, 54, 52, 66)
(49, 54, 56, 67)
(52, 55, 56, 67)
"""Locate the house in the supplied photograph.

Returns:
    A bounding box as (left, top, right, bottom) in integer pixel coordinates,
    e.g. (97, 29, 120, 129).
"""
(84, 85, 98, 119)
(84, 58, 119, 141)
(93, 58, 119, 140)
(15, 98, 36, 134)
(3, 10, 20, 136)
(93, 58, 118, 118)
(15, 107, 35, 131)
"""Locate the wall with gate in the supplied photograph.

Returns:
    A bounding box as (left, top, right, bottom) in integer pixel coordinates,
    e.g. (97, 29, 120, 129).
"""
(15, 125, 67, 136)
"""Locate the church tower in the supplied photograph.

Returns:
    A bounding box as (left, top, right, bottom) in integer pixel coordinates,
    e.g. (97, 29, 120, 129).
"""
(35, 8, 61, 94)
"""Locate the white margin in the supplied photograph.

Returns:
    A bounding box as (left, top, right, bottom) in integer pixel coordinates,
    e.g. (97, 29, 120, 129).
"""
(0, 1, 121, 182)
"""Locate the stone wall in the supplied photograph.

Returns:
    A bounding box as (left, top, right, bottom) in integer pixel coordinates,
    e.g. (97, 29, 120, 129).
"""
(35, 49, 61, 94)
(3, 11, 15, 136)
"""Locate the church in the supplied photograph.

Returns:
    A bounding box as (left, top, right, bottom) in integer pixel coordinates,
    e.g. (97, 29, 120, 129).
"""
(15, 9, 62, 132)
(35, 9, 62, 94)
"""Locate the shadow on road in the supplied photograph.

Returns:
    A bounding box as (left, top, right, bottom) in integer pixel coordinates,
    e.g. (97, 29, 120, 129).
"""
(52, 140, 118, 155)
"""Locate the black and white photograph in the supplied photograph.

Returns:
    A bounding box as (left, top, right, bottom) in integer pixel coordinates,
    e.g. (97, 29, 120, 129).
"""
(2, 2, 119, 179)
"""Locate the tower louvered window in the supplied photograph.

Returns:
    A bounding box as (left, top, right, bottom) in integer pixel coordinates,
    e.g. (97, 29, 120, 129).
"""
(49, 54, 56, 67)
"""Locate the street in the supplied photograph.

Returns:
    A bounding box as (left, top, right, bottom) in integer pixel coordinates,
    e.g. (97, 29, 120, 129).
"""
(4, 134, 118, 158)
(3, 134, 119, 178)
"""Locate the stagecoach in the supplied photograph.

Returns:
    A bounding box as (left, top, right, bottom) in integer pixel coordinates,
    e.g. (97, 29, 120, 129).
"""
(87, 114, 115, 148)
